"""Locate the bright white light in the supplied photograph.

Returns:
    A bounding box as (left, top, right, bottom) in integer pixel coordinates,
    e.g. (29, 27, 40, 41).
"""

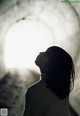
(4, 20, 53, 70)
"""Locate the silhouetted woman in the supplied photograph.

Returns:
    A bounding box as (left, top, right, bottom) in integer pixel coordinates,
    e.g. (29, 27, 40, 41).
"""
(23, 46, 75, 116)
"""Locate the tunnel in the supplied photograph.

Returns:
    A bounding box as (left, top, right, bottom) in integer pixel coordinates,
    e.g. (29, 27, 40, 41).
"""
(0, 0, 80, 116)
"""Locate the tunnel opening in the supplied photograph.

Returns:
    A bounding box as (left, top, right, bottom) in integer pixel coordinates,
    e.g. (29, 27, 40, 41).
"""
(3, 19, 53, 71)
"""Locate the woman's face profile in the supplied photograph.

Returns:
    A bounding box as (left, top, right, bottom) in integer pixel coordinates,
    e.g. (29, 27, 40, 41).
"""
(35, 51, 49, 72)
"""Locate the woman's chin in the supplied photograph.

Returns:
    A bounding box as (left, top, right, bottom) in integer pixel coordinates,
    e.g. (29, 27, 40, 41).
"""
(35, 59, 38, 65)
(35, 59, 40, 67)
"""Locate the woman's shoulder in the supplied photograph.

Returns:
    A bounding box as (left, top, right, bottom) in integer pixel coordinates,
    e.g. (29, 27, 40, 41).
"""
(27, 80, 69, 103)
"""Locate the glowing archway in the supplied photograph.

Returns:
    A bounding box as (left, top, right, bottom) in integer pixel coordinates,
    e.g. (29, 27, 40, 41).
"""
(4, 20, 54, 71)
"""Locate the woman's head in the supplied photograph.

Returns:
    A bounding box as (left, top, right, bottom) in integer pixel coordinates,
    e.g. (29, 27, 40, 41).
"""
(46, 46, 75, 99)
(35, 46, 75, 99)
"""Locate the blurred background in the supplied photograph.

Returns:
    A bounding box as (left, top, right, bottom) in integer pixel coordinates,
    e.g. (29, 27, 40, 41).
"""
(0, 0, 80, 116)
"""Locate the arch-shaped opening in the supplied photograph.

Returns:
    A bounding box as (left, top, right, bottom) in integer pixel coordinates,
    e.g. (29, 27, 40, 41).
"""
(3, 19, 54, 72)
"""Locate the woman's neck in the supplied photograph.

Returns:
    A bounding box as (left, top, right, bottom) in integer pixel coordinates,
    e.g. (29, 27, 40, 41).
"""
(41, 73, 47, 81)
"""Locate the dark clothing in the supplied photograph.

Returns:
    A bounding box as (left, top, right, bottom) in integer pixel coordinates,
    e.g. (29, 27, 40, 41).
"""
(23, 80, 70, 116)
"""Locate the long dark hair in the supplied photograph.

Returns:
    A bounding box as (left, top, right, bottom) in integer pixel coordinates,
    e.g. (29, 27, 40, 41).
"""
(45, 46, 75, 99)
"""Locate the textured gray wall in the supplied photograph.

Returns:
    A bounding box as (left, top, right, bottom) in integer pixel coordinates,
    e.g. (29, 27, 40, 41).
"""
(0, 0, 80, 116)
